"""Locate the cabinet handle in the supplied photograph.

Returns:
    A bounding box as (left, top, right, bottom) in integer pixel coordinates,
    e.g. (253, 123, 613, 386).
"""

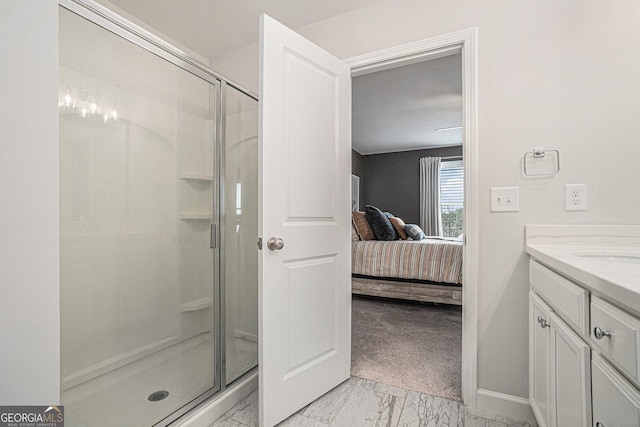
(596, 422, 604, 427)
(594, 326, 612, 340)
(537, 315, 549, 329)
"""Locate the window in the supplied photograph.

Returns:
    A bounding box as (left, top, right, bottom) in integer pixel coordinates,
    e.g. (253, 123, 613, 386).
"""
(440, 160, 463, 238)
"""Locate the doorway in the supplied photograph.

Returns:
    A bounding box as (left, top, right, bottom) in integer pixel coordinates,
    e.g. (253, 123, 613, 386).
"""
(346, 28, 479, 406)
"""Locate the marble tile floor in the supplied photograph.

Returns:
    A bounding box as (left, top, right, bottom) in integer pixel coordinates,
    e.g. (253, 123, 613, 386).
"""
(208, 377, 533, 427)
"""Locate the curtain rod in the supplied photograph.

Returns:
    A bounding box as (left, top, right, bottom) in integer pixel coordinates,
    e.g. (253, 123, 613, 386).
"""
(441, 155, 462, 160)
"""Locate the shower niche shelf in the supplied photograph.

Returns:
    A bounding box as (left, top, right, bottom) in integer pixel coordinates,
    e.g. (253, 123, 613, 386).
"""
(179, 173, 213, 182)
(179, 212, 212, 220)
(181, 297, 212, 312)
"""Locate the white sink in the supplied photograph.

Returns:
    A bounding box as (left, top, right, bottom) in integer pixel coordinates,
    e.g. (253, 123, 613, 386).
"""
(573, 252, 640, 264)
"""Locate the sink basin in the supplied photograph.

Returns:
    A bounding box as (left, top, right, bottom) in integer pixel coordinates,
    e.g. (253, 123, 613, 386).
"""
(573, 252, 640, 264)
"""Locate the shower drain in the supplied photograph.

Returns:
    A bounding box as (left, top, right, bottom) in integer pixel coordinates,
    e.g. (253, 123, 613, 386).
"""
(148, 390, 169, 402)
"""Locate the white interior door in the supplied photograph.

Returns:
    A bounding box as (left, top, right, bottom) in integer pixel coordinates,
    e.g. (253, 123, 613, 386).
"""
(258, 14, 352, 427)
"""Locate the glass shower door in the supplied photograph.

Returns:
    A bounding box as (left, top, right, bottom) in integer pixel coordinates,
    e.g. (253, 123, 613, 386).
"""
(223, 85, 259, 384)
(59, 7, 217, 426)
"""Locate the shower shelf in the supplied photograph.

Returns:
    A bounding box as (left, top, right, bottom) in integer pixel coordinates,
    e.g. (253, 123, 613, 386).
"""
(179, 212, 211, 220)
(181, 297, 212, 312)
(179, 173, 213, 182)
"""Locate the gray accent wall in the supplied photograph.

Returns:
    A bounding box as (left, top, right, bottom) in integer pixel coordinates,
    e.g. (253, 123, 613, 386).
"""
(352, 145, 462, 224)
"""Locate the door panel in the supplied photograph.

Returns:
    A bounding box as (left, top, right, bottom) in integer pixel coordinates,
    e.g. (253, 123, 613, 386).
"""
(283, 51, 338, 220)
(285, 256, 338, 374)
(259, 14, 352, 427)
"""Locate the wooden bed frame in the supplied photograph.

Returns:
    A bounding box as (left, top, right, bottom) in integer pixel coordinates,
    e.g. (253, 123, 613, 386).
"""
(352, 275, 462, 305)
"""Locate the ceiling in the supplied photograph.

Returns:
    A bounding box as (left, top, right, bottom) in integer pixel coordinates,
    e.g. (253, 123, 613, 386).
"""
(352, 53, 463, 155)
(97, 0, 387, 58)
(96, 0, 462, 156)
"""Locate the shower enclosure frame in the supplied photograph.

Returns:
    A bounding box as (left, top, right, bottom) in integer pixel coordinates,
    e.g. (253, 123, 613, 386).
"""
(58, 1, 259, 425)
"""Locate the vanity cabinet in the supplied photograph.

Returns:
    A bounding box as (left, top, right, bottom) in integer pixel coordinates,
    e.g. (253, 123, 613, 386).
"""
(529, 291, 591, 427)
(530, 258, 640, 427)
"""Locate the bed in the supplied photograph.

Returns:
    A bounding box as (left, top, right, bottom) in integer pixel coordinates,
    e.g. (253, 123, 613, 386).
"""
(351, 238, 463, 305)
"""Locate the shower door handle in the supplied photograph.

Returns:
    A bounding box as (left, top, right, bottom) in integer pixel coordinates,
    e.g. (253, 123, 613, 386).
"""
(210, 224, 218, 249)
(267, 237, 284, 251)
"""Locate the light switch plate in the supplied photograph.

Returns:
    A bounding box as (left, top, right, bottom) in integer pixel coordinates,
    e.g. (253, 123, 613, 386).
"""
(491, 187, 519, 212)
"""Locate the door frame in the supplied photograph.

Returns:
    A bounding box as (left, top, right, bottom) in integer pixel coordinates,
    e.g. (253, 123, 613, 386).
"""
(345, 27, 479, 407)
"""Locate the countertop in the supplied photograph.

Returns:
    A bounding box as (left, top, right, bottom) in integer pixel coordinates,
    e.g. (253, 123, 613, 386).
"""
(525, 225, 640, 315)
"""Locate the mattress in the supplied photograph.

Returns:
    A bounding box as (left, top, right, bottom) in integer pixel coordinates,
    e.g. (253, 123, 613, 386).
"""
(351, 238, 463, 285)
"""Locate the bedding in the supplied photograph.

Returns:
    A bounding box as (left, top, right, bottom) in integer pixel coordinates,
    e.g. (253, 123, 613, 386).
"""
(351, 238, 463, 285)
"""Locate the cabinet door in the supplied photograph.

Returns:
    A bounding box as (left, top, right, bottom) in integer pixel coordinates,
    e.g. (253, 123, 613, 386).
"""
(549, 312, 591, 427)
(592, 352, 640, 427)
(530, 292, 552, 427)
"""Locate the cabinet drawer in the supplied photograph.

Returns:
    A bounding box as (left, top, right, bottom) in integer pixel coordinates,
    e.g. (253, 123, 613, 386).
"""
(592, 353, 640, 427)
(530, 259, 589, 335)
(591, 296, 640, 384)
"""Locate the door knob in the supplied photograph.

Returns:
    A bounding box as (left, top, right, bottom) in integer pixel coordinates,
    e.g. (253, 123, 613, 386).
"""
(594, 326, 612, 340)
(267, 237, 284, 251)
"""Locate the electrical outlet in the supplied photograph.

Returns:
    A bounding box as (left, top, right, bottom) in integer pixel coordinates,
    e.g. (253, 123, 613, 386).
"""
(491, 187, 519, 212)
(565, 183, 587, 211)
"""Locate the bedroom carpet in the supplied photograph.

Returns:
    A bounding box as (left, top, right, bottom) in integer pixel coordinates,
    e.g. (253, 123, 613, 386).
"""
(351, 295, 462, 401)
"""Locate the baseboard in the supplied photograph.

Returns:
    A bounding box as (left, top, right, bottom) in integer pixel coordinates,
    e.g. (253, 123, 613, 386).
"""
(473, 388, 538, 426)
(177, 370, 258, 427)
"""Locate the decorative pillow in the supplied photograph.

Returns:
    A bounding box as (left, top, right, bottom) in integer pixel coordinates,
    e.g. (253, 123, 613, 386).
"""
(382, 212, 400, 240)
(352, 211, 374, 240)
(389, 217, 408, 240)
(351, 221, 360, 241)
(365, 205, 397, 241)
(404, 224, 426, 240)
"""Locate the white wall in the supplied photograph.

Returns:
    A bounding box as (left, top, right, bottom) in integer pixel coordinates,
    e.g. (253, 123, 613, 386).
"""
(212, 0, 640, 410)
(0, 2, 60, 404)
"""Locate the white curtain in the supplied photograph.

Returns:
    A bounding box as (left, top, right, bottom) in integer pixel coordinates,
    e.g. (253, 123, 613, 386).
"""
(420, 157, 443, 236)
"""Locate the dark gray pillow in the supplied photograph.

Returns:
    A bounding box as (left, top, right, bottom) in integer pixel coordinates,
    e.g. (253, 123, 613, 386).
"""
(404, 224, 426, 240)
(365, 205, 397, 240)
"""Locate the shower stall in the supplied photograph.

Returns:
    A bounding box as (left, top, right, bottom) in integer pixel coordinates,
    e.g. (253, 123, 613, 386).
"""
(58, 2, 258, 425)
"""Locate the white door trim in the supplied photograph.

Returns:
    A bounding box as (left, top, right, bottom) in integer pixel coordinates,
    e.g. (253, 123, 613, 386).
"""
(345, 27, 479, 407)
